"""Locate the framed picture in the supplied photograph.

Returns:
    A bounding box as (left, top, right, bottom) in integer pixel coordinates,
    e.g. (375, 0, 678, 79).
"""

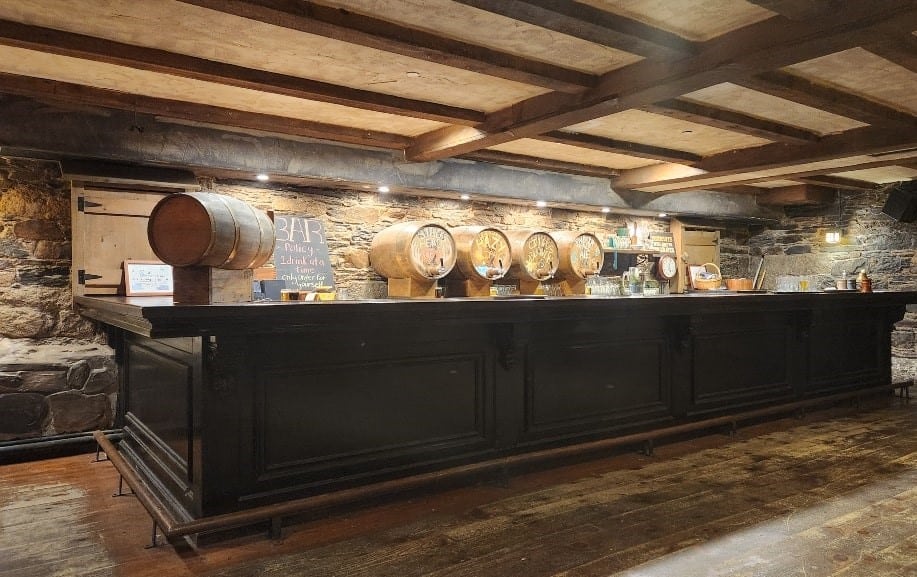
(123, 260, 173, 296)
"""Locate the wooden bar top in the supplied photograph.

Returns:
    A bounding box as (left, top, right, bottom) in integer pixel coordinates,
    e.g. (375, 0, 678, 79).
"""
(75, 291, 917, 338)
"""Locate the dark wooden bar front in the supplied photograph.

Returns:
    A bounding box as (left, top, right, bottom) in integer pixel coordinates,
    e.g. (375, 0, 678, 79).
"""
(75, 292, 914, 527)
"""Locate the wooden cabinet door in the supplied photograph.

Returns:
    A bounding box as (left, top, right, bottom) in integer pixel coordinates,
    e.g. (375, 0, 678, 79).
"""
(71, 184, 169, 296)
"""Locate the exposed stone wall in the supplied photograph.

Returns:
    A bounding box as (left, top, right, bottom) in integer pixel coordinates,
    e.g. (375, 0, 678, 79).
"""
(218, 180, 662, 297)
(0, 158, 114, 441)
(738, 188, 916, 384)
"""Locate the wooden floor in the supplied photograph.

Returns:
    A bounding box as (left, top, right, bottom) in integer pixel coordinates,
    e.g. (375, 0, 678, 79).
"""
(1, 397, 915, 577)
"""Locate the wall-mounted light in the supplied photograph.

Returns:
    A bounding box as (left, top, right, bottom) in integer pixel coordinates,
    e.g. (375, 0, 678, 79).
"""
(536, 200, 547, 208)
(378, 185, 390, 193)
(460, 194, 470, 201)
(256, 173, 270, 182)
(825, 189, 842, 244)
(601, 207, 610, 213)
(658, 212, 668, 218)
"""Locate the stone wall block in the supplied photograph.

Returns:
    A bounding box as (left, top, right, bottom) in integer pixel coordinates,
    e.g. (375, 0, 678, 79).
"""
(53, 309, 98, 340)
(0, 392, 48, 441)
(16, 262, 69, 287)
(0, 371, 22, 389)
(32, 240, 70, 260)
(46, 390, 112, 434)
(13, 219, 65, 241)
(21, 370, 68, 393)
(82, 367, 117, 395)
(0, 238, 29, 258)
(0, 306, 54, 338)
(66, 359, 91, 389)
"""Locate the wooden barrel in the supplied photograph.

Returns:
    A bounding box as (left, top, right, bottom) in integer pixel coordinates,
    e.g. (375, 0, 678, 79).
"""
(550, 231, 604, 279)
(147, 192, 275, 270)
(449, 226, 512, 281)
(504, 229, 559, 281)
(370, 222, 456, 281)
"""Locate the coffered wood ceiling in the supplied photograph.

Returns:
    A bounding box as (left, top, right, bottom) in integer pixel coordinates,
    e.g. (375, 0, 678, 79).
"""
(0, 0, 914, 200)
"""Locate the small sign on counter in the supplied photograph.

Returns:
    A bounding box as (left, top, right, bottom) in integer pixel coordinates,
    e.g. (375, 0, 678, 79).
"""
(272, 214, 335, 291)
(123, 260, 173, 296)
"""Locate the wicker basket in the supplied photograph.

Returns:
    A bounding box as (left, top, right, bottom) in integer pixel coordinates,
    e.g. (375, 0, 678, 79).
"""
(692, 262, 722, 290)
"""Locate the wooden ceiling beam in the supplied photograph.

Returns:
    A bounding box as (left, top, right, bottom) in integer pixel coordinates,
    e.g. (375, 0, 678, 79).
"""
(176, 0, 594, 94)
(863, 35, 917, 74)
(614, 126, 917, 192)
(458, 150, 620, 180)
(644, 99, 820, 144)
(793, 175, 879, 191)
(536, 131, 702, 165)
(406, 1, 917, 162)
(0, 73, 412, 150)
(745, 1, 836, 21)
(0, 19, 483, 126)
(736, 71, 917, 128)
(698, 126, 917, 174)
(756, 184, 836, 206)
(453, 0, 696, 59)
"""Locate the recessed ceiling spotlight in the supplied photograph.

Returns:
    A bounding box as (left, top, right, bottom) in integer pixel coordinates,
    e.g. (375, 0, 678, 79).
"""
(406, 71, 421, 78)
(536, 200, 548, 208)
(681, 130, 694, 134)
(658, 212, 668, 218)
(378, 185, 390, 193)
(460, 194, 470, 201)
(255, 173, 270, 182)
(601, 207, 611, 213)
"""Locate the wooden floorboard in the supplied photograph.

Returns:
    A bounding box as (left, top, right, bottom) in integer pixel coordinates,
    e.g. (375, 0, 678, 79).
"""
(0, 397, 914, 577)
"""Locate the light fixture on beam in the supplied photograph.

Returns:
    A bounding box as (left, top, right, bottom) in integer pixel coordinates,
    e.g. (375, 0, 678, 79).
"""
(378, 185, 390, 193)
(255, 173, 270, 182)
(536, 200, 547, 208)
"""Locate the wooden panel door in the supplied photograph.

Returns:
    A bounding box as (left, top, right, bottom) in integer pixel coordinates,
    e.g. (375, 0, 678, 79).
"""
(71, 183, 169, 296)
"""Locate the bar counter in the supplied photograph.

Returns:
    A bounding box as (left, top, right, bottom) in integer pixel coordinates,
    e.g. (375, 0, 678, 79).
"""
(76, 291, 915, 525)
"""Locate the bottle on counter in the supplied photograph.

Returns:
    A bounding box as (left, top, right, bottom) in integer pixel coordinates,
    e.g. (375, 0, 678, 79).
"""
(856, 269, 872, 293)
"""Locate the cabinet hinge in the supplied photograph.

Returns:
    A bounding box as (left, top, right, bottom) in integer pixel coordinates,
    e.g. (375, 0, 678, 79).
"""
(77, 197, 103, 212)
(78, 270, 103, 284)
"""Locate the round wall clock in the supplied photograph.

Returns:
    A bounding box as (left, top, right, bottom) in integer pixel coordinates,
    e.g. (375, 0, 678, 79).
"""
(657, 254, 678, 280)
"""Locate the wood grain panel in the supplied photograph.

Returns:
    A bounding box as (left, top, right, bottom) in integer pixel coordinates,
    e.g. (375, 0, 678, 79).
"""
(786, 47, 917, 115)
(0, 0, 548, 112)
(565, 109, 771, 156)
(576, 0, 776, 41)
(680, 82, 868, 135)
(0, 45, 446, 136)
(488, 138, 659, 170)
(314, 0, 641, 75)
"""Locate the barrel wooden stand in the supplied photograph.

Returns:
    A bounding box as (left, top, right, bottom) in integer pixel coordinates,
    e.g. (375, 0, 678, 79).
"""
(173, 267, 254, 305)
(445, 277, 491, 297)
(388, 277, 438, 298)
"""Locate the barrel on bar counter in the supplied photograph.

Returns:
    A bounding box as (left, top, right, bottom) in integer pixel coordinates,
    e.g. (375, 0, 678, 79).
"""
(446, 226, 512, 296)
(551, 231, 604, 279)
(504, 229, 559, 294)
(550, 231, 605, 295)
(371, 222, 457, 297)
(450, 226, 512, 281)
(147, 192, 275, 270)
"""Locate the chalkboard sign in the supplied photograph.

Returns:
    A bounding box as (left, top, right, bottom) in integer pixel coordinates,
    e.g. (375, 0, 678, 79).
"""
(272, 214, 334, 290)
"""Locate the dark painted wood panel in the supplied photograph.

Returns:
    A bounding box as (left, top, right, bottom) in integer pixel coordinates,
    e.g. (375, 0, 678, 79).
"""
(255, 354, 491, 477)
(806, 308, 884, 394)
(689, 313, 794, 413)
(524, 336, 670, 435)
(124, 339, 193, 475)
